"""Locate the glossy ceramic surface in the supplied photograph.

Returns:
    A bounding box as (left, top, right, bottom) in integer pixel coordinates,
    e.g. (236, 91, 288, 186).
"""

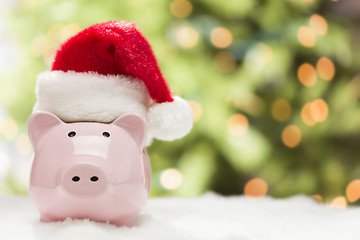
(28, 111, 150, 227)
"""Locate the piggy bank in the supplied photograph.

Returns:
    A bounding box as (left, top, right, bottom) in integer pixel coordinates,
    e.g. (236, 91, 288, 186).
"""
(27, 111, 151, 227)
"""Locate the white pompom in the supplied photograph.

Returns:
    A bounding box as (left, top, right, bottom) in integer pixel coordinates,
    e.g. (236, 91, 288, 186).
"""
(148, 96, 193, 141)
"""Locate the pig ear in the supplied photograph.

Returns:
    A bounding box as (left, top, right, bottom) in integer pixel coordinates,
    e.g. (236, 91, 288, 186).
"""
(112, 114, 148, 148)
(28, 111, 63, 147)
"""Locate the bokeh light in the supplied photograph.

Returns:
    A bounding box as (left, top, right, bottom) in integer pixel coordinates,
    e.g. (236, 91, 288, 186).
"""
(31, 35, 51, 57)
(301, 99, 329, 126)
(282, 125, 301, 148)
(170, 0, 193, 18)
(0, 118, 19, 141)
(160, 168, 183, 190)
(346, 179, 360, 203)
(316, 57, 335, 81)
(297, 63, 317, 87)
(271, 99, 292, 122)
(31, 23, 81, 66)
(309, 99, 329, 123)
(15, 134, 32, 157)
(59, 23, 81, 42)
(175, 26, 199, 49)
(330, 196, 347, 209)
(244, 178, 268, 198)
(210, 27, 233, 48)
(214, 51, 237, 73)
(301, 103, 317, 126)
(227, 114, 249, 136)
(297, 26, 316, 47)
(309, 14, 328, 36)
(187, 100, 202, 122)
(312, 194, 323, 204)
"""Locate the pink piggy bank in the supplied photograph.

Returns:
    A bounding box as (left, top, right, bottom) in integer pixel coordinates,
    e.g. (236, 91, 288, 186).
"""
(27, 111, 151, 227)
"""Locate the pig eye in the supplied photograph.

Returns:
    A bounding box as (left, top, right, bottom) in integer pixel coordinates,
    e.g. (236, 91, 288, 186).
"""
(102, 132, 110, 138)
(68, 131, 76, 137)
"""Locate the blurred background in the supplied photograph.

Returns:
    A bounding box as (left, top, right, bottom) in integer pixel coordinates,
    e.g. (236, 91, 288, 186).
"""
(0, 0, 360, 207)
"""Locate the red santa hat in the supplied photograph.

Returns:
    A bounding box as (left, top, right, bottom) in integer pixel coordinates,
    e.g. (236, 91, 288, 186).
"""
(34, 21, 193, 143)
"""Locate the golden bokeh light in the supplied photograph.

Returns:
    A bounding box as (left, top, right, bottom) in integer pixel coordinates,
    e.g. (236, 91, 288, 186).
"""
(187, 100, 202, 122)
(346, 179, 360, 203)
(43, 43, 59, 67)
(170, 0, 193, 18)
(214, 51, 237, 73)
(175, 26, 199, 49)
(0, 118, 19, 141)
(312, 194, 323, 204)
(301, 99, 329, 126)
(271, 99, 292, 122)
(309, 99, 329, 122)
(309, 14, 328, 36)
(160, 168, 183, 190)
(60, 23, 81, 42)
(31, 35, 51, 57)
(330, 196, 347, 209)
(301, 103, 317, 126)
(297, 63, 317, 87)
(244, 178, 268, 198)
(281, 125, 301, 148)
(297, 26, 316, 47)
(210, 27, 233, 48)
(16, 134, 33, 157)
(227, 114, 249, 136)
(316, 57, 335, 81)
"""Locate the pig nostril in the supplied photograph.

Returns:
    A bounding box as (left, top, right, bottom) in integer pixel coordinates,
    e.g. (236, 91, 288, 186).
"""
(90, 176, 99, 182)
(72, 176, 80, 182)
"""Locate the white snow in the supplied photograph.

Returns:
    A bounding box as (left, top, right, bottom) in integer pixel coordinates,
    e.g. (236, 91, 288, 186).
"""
(0, 193, 359, 240)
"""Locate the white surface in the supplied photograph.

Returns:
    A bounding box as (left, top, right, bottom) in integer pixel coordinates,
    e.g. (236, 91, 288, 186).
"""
(0, 193, 359, 240)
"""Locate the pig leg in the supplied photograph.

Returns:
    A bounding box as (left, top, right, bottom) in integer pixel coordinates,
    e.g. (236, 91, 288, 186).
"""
(110, 215, 137, 227)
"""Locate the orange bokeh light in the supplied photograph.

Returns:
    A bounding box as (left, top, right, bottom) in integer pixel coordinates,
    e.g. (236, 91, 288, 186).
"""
(309, 14, 328, 36)
(312, 194, 323, 204)
(346, 179, 360, 203)
(271, 99, 292, 122)
(297, 26, 316, 47)
(282, 125, 301, 148)
(316, 57, 335, 81)
(301, 99, 329, 126)
(297, 63, 317, 87)
(244, 178, 268, 198)
(228, 114, 249, 136)
(170, 0, 193, 18)
(210, 27, 233, 48)
(310, 99, 329, 122)
(330, 196, 347, 209)
(301, 103, 317, 126)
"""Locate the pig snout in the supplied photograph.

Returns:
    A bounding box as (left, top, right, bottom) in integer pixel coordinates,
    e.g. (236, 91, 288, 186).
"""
(61, 162, 107, 196)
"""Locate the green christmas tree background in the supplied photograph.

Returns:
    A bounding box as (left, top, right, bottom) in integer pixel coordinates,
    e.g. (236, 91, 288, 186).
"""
(0, 0, 360, 206)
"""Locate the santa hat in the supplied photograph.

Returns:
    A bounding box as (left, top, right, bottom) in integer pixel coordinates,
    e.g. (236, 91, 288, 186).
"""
(34, 21, 193, 143)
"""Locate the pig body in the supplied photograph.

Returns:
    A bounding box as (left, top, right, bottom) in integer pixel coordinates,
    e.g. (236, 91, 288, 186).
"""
(28, 111, 151, 227)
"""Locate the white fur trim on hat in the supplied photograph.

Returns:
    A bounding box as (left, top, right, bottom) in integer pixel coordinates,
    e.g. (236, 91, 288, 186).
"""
(34, 71, 193, 143)
(34, 71, 151, 123)
(148, 96, 193, 141)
